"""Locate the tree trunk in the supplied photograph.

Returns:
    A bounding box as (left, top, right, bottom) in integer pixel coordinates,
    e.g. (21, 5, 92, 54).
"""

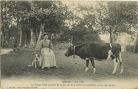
(0, 29, 2, 48)
(19, 28, 22, 47)
(1, 31, 5, 47)
(36, 23, 44, 44)
(109, 27, 113, 43)
(0, 1, 1, 76)
(30, 28, 36, 47)
(134, 33, 138, 53)
(35, 28, 39, 40)
(0, 1, 2, 48)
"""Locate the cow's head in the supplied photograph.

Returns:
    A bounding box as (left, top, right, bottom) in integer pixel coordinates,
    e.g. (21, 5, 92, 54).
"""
(65, 46, 75, 57)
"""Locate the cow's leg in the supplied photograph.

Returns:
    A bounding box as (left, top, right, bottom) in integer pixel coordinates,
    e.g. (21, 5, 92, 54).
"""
(118, 52, 123, 74)
(90, 59, 96, 74)
(34, 61, 37, 68)
(107, 50, 112, 60)
(112, 58, 118, 74)
(85, 58, 89, 72)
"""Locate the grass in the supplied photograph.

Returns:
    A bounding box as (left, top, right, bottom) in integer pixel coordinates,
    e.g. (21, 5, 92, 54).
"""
(1, 48, 138, 81)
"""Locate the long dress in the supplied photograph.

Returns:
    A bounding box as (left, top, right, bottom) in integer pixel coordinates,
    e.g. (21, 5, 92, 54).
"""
(36, 39, 56, 69)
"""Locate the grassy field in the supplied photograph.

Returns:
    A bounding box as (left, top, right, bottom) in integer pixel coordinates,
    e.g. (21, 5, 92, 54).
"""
(1, 48, 138, 81)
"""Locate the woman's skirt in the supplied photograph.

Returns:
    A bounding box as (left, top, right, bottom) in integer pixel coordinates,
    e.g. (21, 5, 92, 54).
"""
(41, 48, 56, 69)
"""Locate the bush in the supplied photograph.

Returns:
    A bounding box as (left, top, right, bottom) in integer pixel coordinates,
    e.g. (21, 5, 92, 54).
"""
(126, 45, 135, 52)
(73, 31, 102, 45)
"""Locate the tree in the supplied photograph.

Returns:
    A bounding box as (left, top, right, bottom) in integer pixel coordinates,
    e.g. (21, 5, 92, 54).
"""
(14, 1, 31, 47)
(104, 1, 137, 43)
(1, 1, 32, 47)
(65, 3, 104, 44)
(0, 1, 2, 47)
(1, 1, 70, 47)
(63, 1, 138, 45)
(134, 33, 138, 52)
(28, 1, 69, 44)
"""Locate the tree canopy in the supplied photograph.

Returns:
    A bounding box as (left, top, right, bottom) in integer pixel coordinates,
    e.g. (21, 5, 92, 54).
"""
(1, 1, 138, 48)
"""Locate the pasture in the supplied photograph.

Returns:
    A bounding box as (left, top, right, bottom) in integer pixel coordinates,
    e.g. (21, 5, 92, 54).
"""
(1, 48, 138, 81)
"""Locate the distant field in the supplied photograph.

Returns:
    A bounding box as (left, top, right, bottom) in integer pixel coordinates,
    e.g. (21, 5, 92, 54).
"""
(1, 48, 138, 80)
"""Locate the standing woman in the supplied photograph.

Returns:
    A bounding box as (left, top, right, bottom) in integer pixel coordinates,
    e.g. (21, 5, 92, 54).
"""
(36, 33, 57, 69)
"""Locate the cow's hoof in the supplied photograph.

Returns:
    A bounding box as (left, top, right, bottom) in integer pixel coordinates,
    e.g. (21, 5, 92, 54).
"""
(85, 67, 89, 72)
(111, 72, 116, 74)
(53, 66, 58, 69)
(119, 69, 124, 74)
(119, 71, 123, 74)
(93, 68, 96, 74)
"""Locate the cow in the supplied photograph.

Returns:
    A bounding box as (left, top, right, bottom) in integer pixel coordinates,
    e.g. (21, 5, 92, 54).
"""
(65, 42, 124, 74)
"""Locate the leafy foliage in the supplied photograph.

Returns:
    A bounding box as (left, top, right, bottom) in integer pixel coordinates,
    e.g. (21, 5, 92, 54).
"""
(1, 1, 138, 47)
(104, 2, 137, 33)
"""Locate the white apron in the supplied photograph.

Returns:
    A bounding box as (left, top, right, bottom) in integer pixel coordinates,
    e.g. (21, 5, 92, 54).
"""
(41, 48, 56, 69)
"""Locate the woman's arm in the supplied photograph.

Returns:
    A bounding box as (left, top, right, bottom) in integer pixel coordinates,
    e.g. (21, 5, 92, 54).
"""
(49, 40, 53, 49)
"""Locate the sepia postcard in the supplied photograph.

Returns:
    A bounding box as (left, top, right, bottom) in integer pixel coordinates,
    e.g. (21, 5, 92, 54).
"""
(0, 0, 138, 89)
